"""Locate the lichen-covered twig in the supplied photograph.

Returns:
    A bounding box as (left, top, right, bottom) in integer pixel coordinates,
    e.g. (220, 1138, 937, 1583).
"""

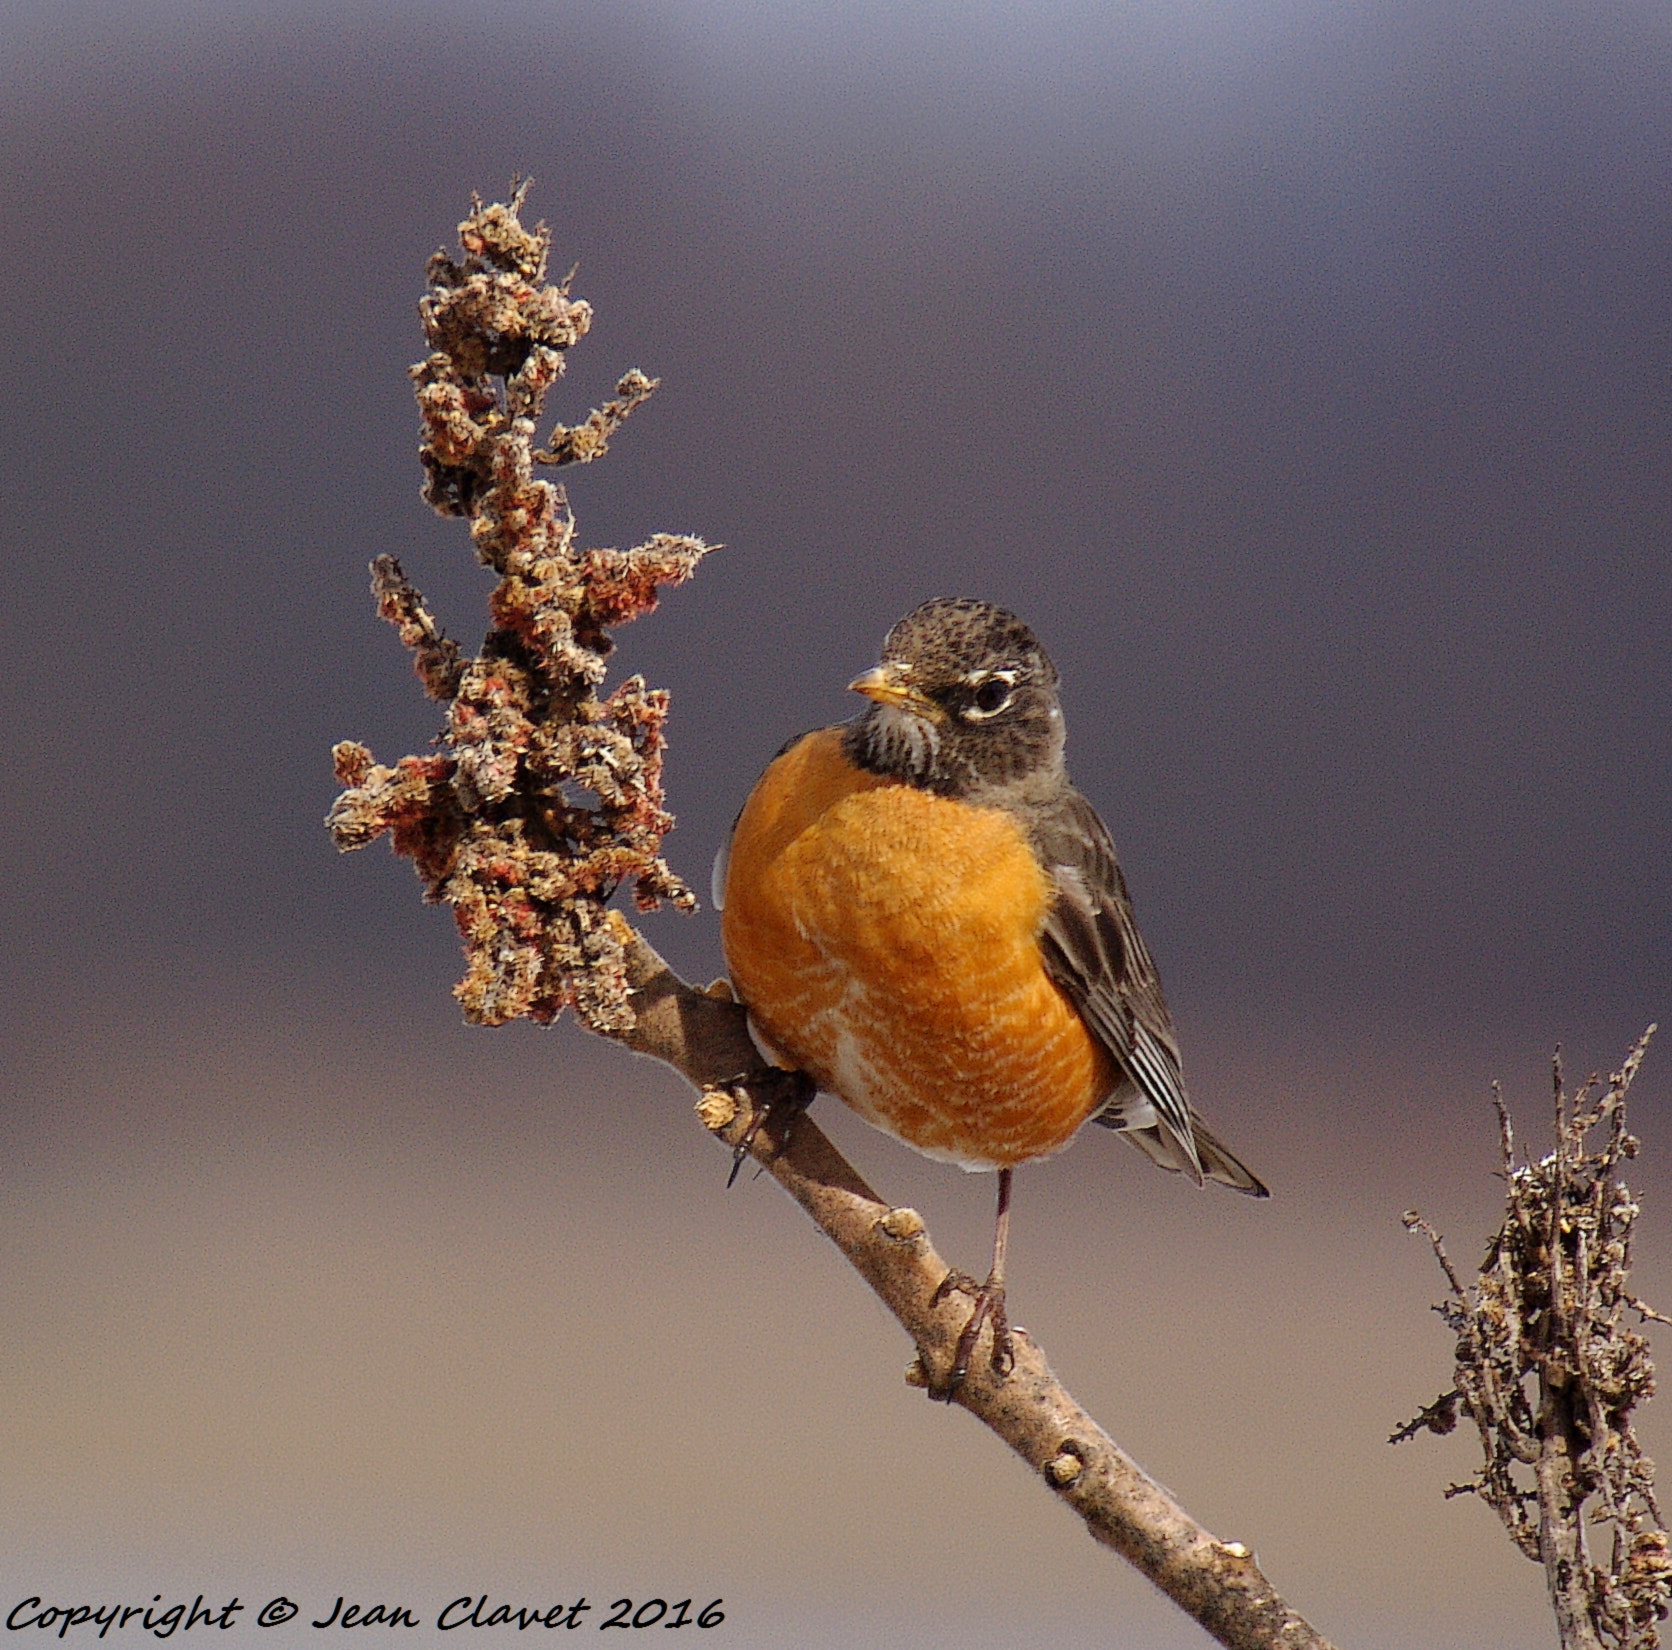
(1395, 1029, 1672, 1648)
(327, 182, 707, 1032)
(327, 186, 1336, 1650)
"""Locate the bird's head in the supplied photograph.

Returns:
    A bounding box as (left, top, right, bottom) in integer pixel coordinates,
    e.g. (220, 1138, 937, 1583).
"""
(844, 597, 1066, 797)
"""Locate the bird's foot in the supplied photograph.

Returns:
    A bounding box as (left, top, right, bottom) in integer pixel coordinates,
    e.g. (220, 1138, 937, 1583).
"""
(725, 1067, 816, 1187)
(930, 1268, 981, 1305)
(927, 1269, 1013, 1400)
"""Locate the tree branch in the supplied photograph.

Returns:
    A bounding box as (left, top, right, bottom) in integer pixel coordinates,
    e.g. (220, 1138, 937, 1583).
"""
(609, 920, 1336, 1650)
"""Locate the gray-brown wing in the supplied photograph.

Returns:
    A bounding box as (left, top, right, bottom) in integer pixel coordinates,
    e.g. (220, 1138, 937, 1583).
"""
(1033, 787, 1267, 1195)
(1031, 786, 1204, 1180)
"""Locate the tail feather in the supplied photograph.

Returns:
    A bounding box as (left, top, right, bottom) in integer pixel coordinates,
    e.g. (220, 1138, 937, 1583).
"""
(1103, 1110, 1269, 1198)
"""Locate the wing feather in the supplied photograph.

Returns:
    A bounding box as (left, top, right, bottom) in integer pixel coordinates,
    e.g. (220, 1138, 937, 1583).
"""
(1033, 788, 1238, 1189)
(1033, 789, 1266, 1195)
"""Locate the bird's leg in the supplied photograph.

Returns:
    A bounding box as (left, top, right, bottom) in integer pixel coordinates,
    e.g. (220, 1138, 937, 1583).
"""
(929, 1167, 1015, 1399)
(725, 1067, 816, 1187)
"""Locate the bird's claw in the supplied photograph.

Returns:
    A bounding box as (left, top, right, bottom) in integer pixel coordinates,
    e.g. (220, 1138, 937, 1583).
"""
(927, 1273, 1013, 1400)
(725, 1067, 816, 1187)
(931, 1268, 980, 1306)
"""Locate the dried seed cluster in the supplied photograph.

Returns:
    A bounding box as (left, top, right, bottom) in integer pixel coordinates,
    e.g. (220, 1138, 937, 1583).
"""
(328, 184, 709, 1032)
(1396, 1028, 1670, 1647)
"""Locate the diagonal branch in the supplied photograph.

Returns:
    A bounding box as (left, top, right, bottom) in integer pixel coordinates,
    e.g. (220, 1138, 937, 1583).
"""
(610, 919, 1337, 1650)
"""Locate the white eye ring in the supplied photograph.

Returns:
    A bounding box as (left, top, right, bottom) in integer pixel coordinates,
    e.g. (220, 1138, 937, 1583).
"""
(961, 669, 1017, 720)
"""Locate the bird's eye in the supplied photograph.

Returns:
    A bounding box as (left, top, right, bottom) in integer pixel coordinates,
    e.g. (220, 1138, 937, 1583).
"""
(969, 676, 1014, 716)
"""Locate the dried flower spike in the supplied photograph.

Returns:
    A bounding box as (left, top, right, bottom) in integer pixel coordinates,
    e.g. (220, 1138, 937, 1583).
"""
(327, 183, 711, 1032)
(1395, 1027, 1668, 1649)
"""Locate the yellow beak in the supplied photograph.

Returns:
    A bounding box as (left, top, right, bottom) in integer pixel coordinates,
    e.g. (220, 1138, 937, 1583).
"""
(847, 664, 914, 707)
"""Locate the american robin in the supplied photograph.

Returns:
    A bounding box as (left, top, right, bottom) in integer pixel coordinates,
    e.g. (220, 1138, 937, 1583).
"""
(715, 597, 1266, 1396)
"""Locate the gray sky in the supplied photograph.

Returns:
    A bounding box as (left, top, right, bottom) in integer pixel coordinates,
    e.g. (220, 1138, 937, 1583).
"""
(3, 2, 1670, 1644)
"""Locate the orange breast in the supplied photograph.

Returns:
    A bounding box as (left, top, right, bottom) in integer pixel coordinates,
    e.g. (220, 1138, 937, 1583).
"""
(720, 727, 1114, 1169)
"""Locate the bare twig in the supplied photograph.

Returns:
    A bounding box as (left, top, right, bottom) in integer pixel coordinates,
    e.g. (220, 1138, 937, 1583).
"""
(1396, 1029, 1672, 1648)
(328, 185, 1337, 1650)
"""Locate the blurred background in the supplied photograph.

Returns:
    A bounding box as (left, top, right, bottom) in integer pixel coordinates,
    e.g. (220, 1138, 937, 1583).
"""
(2, 1, 1670, 1644)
